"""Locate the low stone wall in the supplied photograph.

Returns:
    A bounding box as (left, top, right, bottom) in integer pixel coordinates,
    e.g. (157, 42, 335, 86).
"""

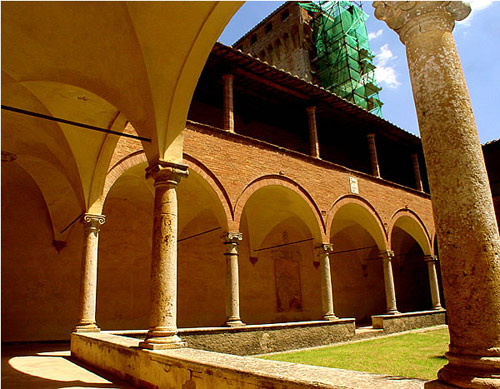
(71, 332, 426, 388)
(114, 319, 356, 356)
(181, 319, 356, 355)
(372, 310, 446, 334)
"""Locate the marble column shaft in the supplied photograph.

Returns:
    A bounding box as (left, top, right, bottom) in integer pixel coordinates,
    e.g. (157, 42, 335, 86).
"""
(374, 2, 500, 386)
(223, 232, 244, 327)
(424, 255, 442, 310)
(223, 74, 235, 133)
(74, 214, 105, 332)
(380, 250, 398, 314)
(317, 244, 337, 320)
(140, 161, 188, 350)
(367, 133, 381, 178)
(307, 106, 320, 158)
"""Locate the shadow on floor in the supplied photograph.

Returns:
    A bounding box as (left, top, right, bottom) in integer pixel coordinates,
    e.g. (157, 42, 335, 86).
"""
(2, 342, 135, 388)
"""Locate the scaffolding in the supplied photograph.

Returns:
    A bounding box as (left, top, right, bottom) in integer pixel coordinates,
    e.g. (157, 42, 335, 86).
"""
(299, 1, 383, 117)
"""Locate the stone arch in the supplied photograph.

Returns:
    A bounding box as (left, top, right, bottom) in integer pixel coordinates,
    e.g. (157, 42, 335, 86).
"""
(388, 209, 432, 255)
(233, 175, 326, 242)
(327, 195, 388, 249)
(101, 151, 149, 210)
(432, 233, 438, 255)
(389, 209, 433, 312)
(183, 153, 233, 232)
(327, 196, 388, 322)
(236, 177, 325, 325)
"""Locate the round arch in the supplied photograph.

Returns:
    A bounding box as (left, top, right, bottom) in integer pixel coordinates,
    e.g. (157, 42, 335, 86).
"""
(327, 195, 388, 250)
(233, 175, 326, 243)
(388, 209, 432, 256)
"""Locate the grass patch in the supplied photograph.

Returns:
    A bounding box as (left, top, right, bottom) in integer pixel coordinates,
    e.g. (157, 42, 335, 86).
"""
(260, 328, 449, 380)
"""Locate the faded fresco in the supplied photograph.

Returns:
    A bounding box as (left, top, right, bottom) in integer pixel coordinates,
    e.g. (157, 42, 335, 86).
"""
(273, 247, 302, 312)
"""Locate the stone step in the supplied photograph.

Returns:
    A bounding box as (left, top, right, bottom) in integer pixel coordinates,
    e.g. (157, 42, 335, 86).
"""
(352, 326, 385, 341)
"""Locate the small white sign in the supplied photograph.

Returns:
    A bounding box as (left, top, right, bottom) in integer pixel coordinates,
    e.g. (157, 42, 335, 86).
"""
(349, 177, 359, 194)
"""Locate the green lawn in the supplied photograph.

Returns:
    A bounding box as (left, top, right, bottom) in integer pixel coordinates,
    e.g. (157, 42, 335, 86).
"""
(260, 328, 449, 380)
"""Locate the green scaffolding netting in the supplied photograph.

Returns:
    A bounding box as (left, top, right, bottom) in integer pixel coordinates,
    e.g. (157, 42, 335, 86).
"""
(299, 1, 383, 117)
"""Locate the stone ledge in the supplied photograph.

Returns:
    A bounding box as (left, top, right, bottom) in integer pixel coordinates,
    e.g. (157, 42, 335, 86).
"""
(372, 310, 446, 334)
(71, 332, 426, 388)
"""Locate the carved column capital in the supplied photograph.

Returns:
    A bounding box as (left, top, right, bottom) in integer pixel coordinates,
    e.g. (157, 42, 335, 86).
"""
(373, 1, 470, 44)
(379, 250, 395, 260)
(146, 160, 189, 186)
(316, 243, 334, 256)
(424, 255, 439, 262)
(81, 214, 105, 233)
(223, 232, 243, 246)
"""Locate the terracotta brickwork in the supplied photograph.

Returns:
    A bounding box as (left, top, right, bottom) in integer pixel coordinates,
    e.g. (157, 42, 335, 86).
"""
(183, 123, 435, 242)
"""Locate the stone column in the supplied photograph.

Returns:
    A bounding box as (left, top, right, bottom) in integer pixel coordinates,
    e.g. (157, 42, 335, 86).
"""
(316, 244, 337, 320)
(307, 106, 320, 158)
(223, 74, 235, 133)
(367, 133, 381, 178)
(374, 2, 500, 387)
(140, 161, 188, 350)
(411, 152, 424, 191)
(223, 232, 245, 327)
(74, 214, 105, 333)
(379, 250, 398, 314)
(424, 255, 442, 310)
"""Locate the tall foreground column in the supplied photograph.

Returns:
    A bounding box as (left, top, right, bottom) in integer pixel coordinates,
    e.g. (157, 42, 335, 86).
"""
(74, 214, 105, 333)
(140, 161, 188, 350)
(317, 244, 337, 320)
(380, 250, 398, 314)
(223, 232, 245, 327)
(374, 2, 500, 387)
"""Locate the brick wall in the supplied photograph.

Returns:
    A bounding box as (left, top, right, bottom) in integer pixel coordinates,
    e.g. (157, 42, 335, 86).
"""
(182, 123, 435, 243)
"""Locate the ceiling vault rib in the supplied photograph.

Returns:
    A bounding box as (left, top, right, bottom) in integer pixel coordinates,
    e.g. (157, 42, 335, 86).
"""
(1, 105, 151, 143)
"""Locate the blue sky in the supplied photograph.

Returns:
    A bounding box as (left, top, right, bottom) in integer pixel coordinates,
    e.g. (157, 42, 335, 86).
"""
(218, 1, 499, 144)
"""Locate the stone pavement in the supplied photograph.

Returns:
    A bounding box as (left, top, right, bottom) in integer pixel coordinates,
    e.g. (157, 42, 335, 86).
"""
(2, 342, 135, 388)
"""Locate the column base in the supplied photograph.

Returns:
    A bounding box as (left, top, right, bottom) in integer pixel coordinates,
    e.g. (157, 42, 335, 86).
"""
(437, 351, 500, 388)
(386, 309, 400, 315)
(322, 314, 339, 321)
(432, 306, 445, 311)
(139, 334, 186, 350)
(224, 319, 246, 327)
(73, 323, 100, 333)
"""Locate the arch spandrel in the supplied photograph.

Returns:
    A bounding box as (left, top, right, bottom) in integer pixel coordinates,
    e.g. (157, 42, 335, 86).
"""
(327, 196, 388, 250)
(388, 209, 432, 256)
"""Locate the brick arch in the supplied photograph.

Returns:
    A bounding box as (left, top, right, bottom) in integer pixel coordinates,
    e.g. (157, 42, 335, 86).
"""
(327, 195, 388, 250)
(99, 150, 233, 232)
(182, 153, 233, 231)
(233, 175, 326, 241)
(100, 150, 149, 212)
(388, 208, 432, 256)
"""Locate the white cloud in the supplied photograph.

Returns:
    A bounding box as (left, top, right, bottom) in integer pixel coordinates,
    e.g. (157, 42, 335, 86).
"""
(374, 44, 401, 89)
(457, 0, 494, 27)
(368, 29, 383, 41)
